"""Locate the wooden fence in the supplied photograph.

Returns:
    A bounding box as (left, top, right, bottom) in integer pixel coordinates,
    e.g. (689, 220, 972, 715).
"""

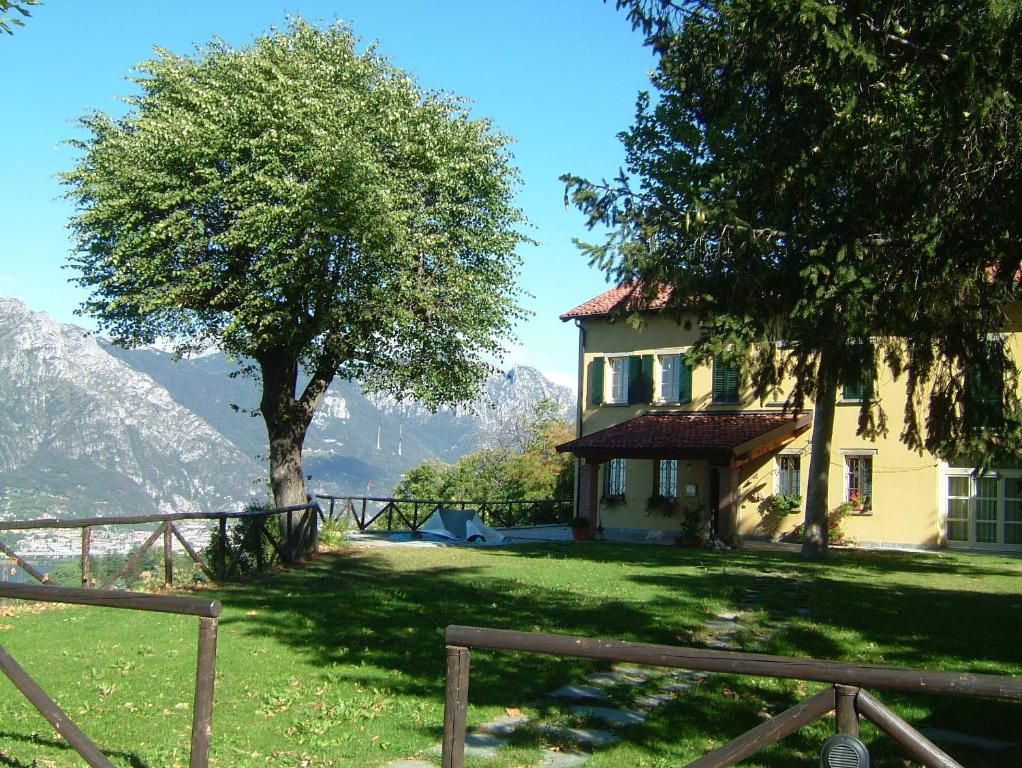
(0, 582, 221, 768)
(441, 625, 1022, 768)
(0, 502, 321, 587)
(316, 494, 572, 532)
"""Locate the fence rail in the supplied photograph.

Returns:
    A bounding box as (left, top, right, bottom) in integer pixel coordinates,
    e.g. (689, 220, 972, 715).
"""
(0, 503, 320, 587)
(316, 494, 572, 532)
(441, 625, 1022, 768)
(0, 583, 221, 768)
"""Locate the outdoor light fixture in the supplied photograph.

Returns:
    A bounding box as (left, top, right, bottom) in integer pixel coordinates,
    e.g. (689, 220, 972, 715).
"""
(820, 734, 870, 768)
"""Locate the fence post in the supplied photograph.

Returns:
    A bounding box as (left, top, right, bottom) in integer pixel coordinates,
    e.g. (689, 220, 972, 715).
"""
(163, 524, 174, 586)
(328, 497, 336, 521)
(81, 527, 91, 587)
(441, 645, 470, 768)
(361, 497, 368, 530)
(217, 517, 227, 579)
(189, 615, 219, 768)
(834, 684, 859, 736)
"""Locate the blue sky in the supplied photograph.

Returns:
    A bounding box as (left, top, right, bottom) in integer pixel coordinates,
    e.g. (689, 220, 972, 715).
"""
(0, 0, 653, 388)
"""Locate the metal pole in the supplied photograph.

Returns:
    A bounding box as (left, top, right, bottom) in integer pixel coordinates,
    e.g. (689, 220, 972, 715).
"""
(189, 616, 219, 768)
(441, 645, 470, 768)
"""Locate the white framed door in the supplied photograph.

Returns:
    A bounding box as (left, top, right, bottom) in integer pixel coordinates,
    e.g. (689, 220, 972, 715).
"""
(944, 470, 1022, 551)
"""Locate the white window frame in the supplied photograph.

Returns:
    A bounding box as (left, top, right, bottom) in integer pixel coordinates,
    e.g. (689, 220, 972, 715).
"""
(606, 356, 629, 404)
(842, 451, 874, 508)
(943, 468, 1022, 550)
(656, 353, 682, 404)
(775, 453, 801, 497)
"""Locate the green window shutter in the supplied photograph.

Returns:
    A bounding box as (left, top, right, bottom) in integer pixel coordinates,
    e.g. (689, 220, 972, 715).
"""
(842, 381, 864, 402)
(679, 362, 693, 403)
(713, 356, 739, 403)
(628, 355, 643, 404)
(640, 354, 654, 404)
(590, 357, 604, 407)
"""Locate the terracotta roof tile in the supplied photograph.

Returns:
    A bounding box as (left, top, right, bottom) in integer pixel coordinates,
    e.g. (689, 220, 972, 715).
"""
(560, 282, 673, 321)
(556, 411, 811, 460)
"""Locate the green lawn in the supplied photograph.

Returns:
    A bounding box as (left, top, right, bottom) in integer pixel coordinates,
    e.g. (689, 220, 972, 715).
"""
(0, 542, 1019, 767)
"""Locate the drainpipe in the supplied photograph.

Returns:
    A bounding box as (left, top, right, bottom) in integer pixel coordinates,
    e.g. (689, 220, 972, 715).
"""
(573, 319, 585, 517)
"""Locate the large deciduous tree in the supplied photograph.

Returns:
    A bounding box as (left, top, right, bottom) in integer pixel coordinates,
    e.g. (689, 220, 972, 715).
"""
(564, 1, 1022, 556)
(64, 20, 526, 513)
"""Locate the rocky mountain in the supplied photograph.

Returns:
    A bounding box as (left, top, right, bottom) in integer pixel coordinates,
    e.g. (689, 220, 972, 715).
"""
(108, 347, 575, 498)
(0, 296, 574, 520)
(0, 298, 263, 520)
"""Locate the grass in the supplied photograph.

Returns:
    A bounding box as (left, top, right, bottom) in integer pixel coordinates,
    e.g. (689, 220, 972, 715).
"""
(0, 542, 1019, 767)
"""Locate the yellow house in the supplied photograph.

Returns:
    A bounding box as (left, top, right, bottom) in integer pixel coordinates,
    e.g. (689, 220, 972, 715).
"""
(556, 283, 1022, 553)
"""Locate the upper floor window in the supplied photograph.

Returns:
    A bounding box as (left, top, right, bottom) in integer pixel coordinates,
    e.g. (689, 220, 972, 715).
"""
(607, 356, 629, 404)
(658, 459, 678, 498)
(589, 355, 654, 407)
(776, 454, 800, 497)
(604, 458, 626, 498)
(657, 353, 692, 404)
(712, 356, 739, 403)
(966, 341, 1004, 429)
(841, 375, 874, 403)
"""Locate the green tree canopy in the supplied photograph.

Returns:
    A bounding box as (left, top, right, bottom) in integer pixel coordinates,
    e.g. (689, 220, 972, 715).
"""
(64, 20, 527, 513)
(565, 0, 1022, 555)
(394, 398, 575, 502)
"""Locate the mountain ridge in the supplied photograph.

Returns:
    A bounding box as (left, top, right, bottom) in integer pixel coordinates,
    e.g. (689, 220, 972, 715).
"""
(0, 296, 574, 519)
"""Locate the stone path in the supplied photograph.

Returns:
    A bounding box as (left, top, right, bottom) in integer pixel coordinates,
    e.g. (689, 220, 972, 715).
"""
(388, 571, 811, 767)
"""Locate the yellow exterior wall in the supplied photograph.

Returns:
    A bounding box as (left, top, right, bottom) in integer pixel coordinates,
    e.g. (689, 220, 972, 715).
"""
(574, 313, 1022, 548)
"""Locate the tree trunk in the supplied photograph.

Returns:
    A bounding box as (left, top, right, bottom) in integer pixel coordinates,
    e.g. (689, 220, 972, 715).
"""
(260, 357, 310, 511)
(802, 352, 838, 559)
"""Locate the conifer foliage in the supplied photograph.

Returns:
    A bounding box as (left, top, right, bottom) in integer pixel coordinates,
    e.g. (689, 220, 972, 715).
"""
(564, 1, 1022, 555)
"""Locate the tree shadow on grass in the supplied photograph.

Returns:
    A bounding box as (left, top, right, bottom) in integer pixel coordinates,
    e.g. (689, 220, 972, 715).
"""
(210, 543, 1019, 766)
(214, 547, 695, 706)
(0, 731, 146, 768)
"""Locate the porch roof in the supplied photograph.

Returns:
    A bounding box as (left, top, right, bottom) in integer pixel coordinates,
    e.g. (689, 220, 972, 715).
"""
(556, 411, 812, 466)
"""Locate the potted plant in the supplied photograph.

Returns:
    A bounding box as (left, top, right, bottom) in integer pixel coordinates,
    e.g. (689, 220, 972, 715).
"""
(646, 493, 679, 517)
(568, 515, 591, 541)
(848, 492, 870, 514)
(675, 502, 705, 547)
(764, 492, 802, 516)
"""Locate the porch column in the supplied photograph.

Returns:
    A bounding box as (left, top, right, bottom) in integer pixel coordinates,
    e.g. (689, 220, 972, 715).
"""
(579, 459, 601, 537)
(718, 465, 740, 543)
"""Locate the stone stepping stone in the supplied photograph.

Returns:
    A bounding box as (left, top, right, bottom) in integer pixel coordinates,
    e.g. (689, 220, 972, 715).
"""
(754, 633, 774, 642)
(659, 681, 692, 693)
(715, 612, 740, 621)
(568, 705, 648, 727)
(539, 725, 620, 748)
(428, 732, 507, 759)
(634, 692, 675, 708)
(548, 684, 609, 701)
(611, 664, 653, 680)
(705, 620, 740, 630)
(478, 713, 530, 735)
(707, 639, 738, 650)
(386, 761, 434, 768)
(539, 749, 592, 767)
(584, 671, 644, 686)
